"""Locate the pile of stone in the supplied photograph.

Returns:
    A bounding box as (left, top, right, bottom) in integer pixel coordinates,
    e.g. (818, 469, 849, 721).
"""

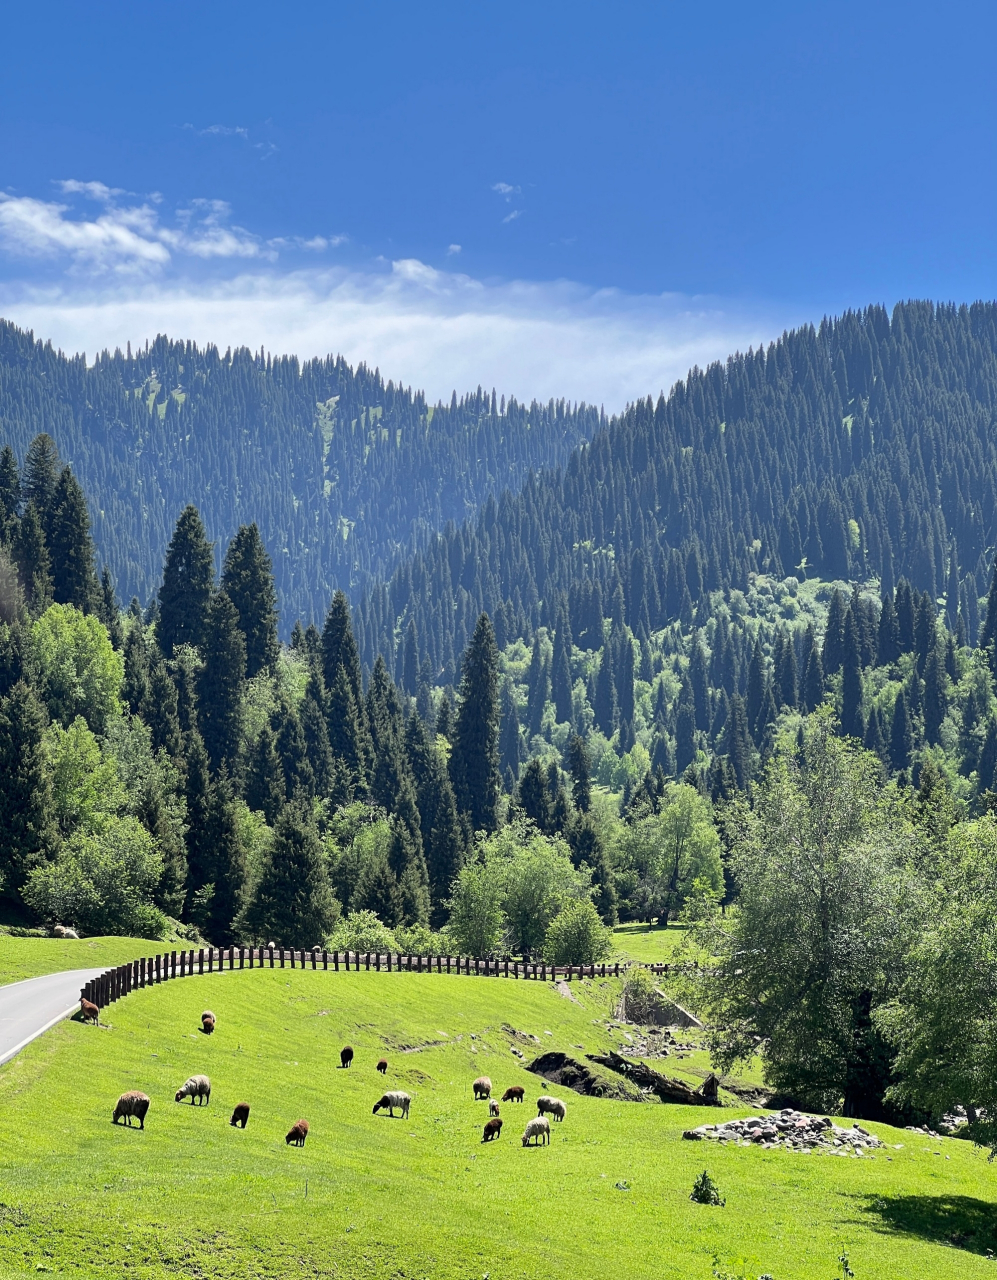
(683, 1108, 885, 1154)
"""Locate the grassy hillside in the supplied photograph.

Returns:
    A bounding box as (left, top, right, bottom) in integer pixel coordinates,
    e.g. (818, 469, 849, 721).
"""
(612, 923, 689, 964)
(0, 936, 156, 987)
(0, 968, 993, 1279)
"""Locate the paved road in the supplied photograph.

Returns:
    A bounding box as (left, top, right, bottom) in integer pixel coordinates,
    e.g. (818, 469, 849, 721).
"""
(0, 969, 106, 1066)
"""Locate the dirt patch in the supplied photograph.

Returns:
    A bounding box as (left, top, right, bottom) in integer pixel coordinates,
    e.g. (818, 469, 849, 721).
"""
(555, 980, 580, 1004)
(526, 1051, 643, 1101)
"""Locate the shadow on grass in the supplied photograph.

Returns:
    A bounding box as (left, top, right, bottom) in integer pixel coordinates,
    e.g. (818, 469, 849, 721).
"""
(855, 1192, 997, 1255)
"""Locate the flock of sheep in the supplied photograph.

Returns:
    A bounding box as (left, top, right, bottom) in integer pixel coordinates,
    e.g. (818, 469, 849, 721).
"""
(99, 1005, 568, 1149)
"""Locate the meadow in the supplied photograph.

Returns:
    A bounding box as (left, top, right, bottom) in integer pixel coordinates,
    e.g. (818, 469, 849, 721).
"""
(0, 960, 994, 1280)
(0, 935, 156, 987)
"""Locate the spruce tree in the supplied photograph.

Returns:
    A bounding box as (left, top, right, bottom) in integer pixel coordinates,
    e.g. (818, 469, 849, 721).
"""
(803, 645, 825, 712)
(122, 624, 151, 717)
(48, 467, 98, 612)
(689, 635, 711, 729)
(146, 647, 183, 757)
(863, 706, 886, 762)
(822, 590, 847, 675)
(21, 434, 61, 536)
(301, 673, 334, 798)
(245, 724, 285, 824)
(242, 803, 339, 948)
(221, 523, 279, 678)
(547, 761, 570, 833)
(675, 674, 697, 773)
(12, 503, 52, 613)
(276, 706, 314, 800)
(322, 590, 371, 768)
(922, 646, 946, 746)
(328, 666, 366, 792)
(198, 589, 246, 773)
(724, 693, 752, 789)
(204, 773, 247, 945)
(525, 633, 550, 736)
(566, 811, 618, 923)
(551, 620, 573, 723)
(889, 691, 912, 772)
(517, 758, 552, 833)
(449, 613, 501, 834)
(158, 506, 215, 656)
(0, 680, 53, 901)
(877, 593, 901, 666)
(745, 640, 766, 741)
(498, 680, 523, 782)
(615, 630, 636, 727)
(0, 445, 20, 537)
(840, 610, 865, 740)
(182, 730, 213, 910)
(405, 713, 465, 925)
(401, 618, 419, 697)
(566, 733, 592, 812)
(592, 642, 617, 736)
(98, 567, 124, 649)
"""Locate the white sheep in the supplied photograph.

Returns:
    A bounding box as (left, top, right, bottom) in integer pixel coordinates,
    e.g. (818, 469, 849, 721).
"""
(175, 1075, 211, 1105)
(522, 1115, 550, 1146)
(372, 1090, 411, 1119)
(473, 1075, 492, 1100)
(489, 1099, 500, 1118)
(537, 1095, 566, 1122)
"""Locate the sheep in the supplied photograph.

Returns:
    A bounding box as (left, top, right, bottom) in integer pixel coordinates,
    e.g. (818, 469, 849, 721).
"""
(80, 998, 99, 1025)
(501, 1086, 525, 1103)
(376, 1058, 388, 1075)
(53, 924, 79, 939)
(521, 1116, 550, 1147)
(472, 1076, 492, 1100)
(175, 1075, 211, 1105)
(372, 1091, 411, 1119)
(489, 1099, 500, 1118)
(230, 1102, 250, 1128)
(537, 1095, 566, 1123)
(340, 1045, 354, 1069)
(113, 1091, 150, 1129)
(482, 1117, 503, 1142)
(201, 1011, 215, 1034)
(286, 1119, 309, 1146)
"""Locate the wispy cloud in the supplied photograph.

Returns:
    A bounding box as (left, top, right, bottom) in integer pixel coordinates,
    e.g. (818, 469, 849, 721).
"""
(492, 182, 521, 200)
(502, 210, 523, 224)
(0, 257, 796, 410)
(447, 244, 461, 256)
(189, 123, 250, 139)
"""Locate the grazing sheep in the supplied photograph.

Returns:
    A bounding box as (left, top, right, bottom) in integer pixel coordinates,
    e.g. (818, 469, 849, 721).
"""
(230, 1102, 250, 1128)
(175, 1075, 211, 1105)
(482, 1117, 503, 1142)
(113, 1091, 150, 1129)
(201, 1011, 215, 1034)
(80, 998, 99, 1025)
(489, 1099, 500, 1117)
(340, 1045, 354, 1069)
(521, 1116, 550, 1147)
(472, 1076, 492, 1100)
(372, 1091, 411, 1119)
(376, 1058, 388, 1075)
(502, 1086, 525, 1103)
(53, 924, 79, 939)
(286, 1119, 309, 1146)
(537, 1095, 566, 1123)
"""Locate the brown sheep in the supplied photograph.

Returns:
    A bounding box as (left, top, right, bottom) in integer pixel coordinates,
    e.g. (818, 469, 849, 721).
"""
(376, 1058, 388, 1075)
(201, 1011, 215, 1034)
(340, 1045, 354, 1068)
(113, 1091, 150, 1129)
(482, 1117, 503, 1142)
(472, 1075, 492, 1100)
(286, 1119, 309, 1146)
(230, 1103, 251, 1128)
(502, 1086, 525, 1103)
(80, 998, 99, 1025)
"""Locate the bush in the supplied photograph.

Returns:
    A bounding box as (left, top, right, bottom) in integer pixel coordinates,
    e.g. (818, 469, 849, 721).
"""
(393, 923, 447, 956)
(327, 909, 397, 954)
(622, 965, 657, 1022)
(22, 815, 166, 938)
(690, 1169, 725, 1206)
(543, 899, 613, 965)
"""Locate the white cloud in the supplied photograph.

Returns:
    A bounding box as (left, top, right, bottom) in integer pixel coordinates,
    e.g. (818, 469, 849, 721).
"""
(0, 259, 798, 411)
(492, 182, 521, 199)
(502, 209, 523, 224)
(447, 244, 461, 256)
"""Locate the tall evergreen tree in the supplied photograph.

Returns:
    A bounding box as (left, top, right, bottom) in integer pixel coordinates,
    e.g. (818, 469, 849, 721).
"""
(822, 590, 848, 675)
(592, 642, 617, 737)
(242, 803, 339, 948)
(405, 713, 465, 925)
(221, 523, 279, 678)
(0, 680, 53, 901)
(158, 506, 215, 656)
(498, 681, 523, 782)
(21, 434, 60, 537)
(204, 773, 247, 945)
(301, 673, 334, 798)
(745, 640, 766, 742)
(245, 724, 285, 824)
(276, 705, 314, 801)
(401, 618, 419, 697)
(182, 730, 213, 911)
(877, 592, 901, 666)
(675, 673, 697, 773)
(146, 647, 183, 757)
(803, 645, 825, 713)
(0, 445, 20, 538)
(525, 633, 550, 736)
(923, 647, 947, 746)
(889, 691, 912, 772)
(48, 467, 98, 612)
(122, 624, 150, 718)
(197, 589, 246, 774)
(566, 733, 592, 812)
(724, 693, 752, 789)
(98, 566, 124, 649)
(328, 666, 366, 792)
(840, 610, 865, 740)
(551, 620, 573, 723)
(12, 503, 52, 613)
(517, 758, 552, 833)
(449, 613, 501, 834)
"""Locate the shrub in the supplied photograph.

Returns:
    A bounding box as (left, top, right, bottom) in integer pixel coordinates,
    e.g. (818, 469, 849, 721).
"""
(393, 923, 447, 956)
(327, 909, 397, 954)
(622, 965, 657, 1022)
(690, 1169, 725, 1206)
(543, 899, 613, 965)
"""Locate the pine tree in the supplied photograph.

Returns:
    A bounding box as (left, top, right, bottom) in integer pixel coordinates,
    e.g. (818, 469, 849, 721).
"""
(405, 713, 465, 924)
(675, 674, 697, 773)
(566, 733, 592, 812)
(301, 673, 334, 798)
(863, 705, 886, 762)
(12, 503, 52, 612)
(745, 640, 766, 741)
(774, 633, 798, 708)
(242, 803, 339, 948)
(401, 618, 419, 697)
(922, 646, 946, 746)
(98, 567, 124, 649)
(0, 445, 20, 538)
(322, 590, 371, 769)
(566, 811, 617, 923)
(146, 647, 183, 757)
(615, 630, 636, 727)
(449, 613, 501, 834)
(547, 761, 570, 833)
(895, 580, 915, 652)
(977, 719, 997, 794)
(158, 506, 215, 655)
(592, 643, 617, 736)
(0, 680, 53, 901)
(182, 730, 213, 910)
(21, 434, 61, 536)
(877, 593, 901, 665)
(221, 523, 279, 678)
(525, 633, 550, 736)
(822, 590, 847, 675)
(840, 610, 864, 740)
(517, 758, 552, 833)
(122, 625, 150, 717)
(689, 635, 711, 729)
(889, 691, 912, 772)
(498, 681, 523, 782)
(48, 467, 98, 612)
(979, 567, 997, 654)
(197, 589, 246, 773)
(276, 706, 314, 801)
(803, 645, 825, 712)
(724, 693, 752, 789)
(551, 622, 573, 723)
(328, 667, 366, 793)
(245, 724, 285, 823)
(204, 773, 247, 945)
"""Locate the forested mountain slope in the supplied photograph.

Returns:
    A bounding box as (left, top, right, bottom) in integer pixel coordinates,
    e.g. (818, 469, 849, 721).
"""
(0, 322, 601, 628)
(356, 302, 997, 677)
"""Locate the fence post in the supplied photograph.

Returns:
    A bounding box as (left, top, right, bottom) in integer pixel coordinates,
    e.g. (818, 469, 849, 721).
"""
(334, 950, 340, 971)
(323, 950, 329, 970)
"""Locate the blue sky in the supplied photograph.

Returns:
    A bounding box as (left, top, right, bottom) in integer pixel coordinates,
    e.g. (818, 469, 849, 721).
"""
(0, 1, 994, 406)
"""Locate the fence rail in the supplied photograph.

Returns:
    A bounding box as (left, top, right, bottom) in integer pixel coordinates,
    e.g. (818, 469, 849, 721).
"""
(79, 947, 703, 1011)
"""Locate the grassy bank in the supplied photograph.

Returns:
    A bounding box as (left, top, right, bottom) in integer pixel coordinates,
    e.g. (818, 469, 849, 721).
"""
(0, 935, 156, 987)
(0, 965, 993, 1279)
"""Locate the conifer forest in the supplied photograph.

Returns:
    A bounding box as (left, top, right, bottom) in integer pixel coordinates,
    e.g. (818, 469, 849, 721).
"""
(5, 299, 997, 1129)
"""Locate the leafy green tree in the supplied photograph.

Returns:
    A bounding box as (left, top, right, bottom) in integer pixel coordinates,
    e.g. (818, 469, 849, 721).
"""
(444, 857, 506, 957)
(45, 716, 125, 837)
(485, 821, 591, 957)
(327, 909, 397, 954)
(0, 680, 53, 901)
(158, 505, 214, 656)
(566, 811, 618, 923)
(22, 815, 166, 938)
(221, 523, 279, 678)
(31, 603, 123, 732)
(543, 898, 612, 965)
(615, 782, 722, 922)
(197, 589, 246, 773)
(242, 803, 339, 948)
(699, 710, 917, 1117)
(48, 467, 99, 612)
(449, 613, 501, 834)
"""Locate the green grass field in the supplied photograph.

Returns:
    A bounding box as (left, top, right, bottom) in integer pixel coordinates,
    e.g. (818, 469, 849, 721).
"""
(0, 935, 155, 987)
(0, 962, 994, 1279)
(612, 921, 689, 963)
